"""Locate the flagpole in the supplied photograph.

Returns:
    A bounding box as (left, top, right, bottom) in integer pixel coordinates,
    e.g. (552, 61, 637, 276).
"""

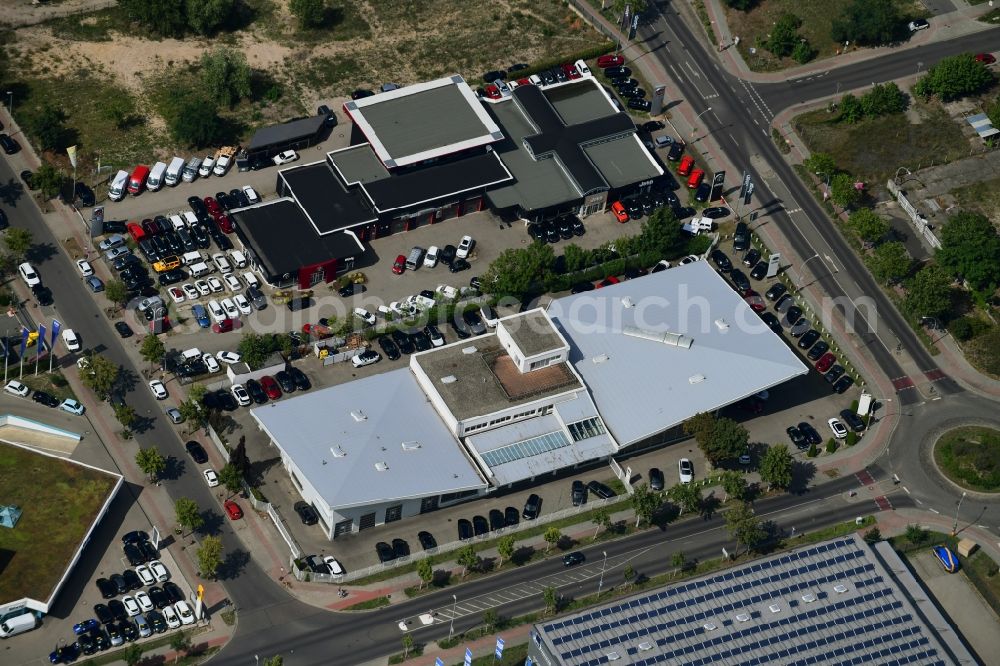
(34, 343, 40, 376)
(48, 350, 54, 374)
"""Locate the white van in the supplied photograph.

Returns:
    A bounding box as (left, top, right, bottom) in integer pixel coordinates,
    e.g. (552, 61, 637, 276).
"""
(108, 170, 129, 201)
(423, 246, 439, 268)
(229, 250, 247, 268)
(164, 157, 186, 186)
(146, 162, 167, 191)
(181, 251, 205, 266)
(183, 211, 199, 227)
(242, 271, 259, 289)
(188, 262, 211, 278)
(0, 613, 38, 638)
(405, 247, 424, 271)
(169, 214, 186, 231)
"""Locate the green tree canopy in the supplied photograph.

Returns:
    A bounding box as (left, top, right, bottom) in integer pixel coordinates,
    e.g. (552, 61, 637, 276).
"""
(903, 264, 953, 320)
(767, 13, 802, 58)
(26, 104, 69, 151)
(105, 279, 129, 310)
(830, 172, 862, 208)
(837, 94, 864, 123)
(868, 241, 911, 285)
(219, 463, 243, 495)
(804, 153, 838, 177)
(543, 526, 562, 551)
(167, 95, 223, 147)
(913, 53, 994, 102)
(830, 0, 905, 46)
(759, 444, 793, 490)
(120, 0, 187, 36)
(637, 206, 684, 258)
(482, 243, 555, 299)
(186, 0, 236, 34)
(32, 163, 65, 199)
(175, 497, 204, 535)
(705, 417, 750, 467)
(289, 0, 328, 28)
(725, 501, 766, 555)
(936, 212, 1000, 293)
(4, 227, 33, 261)
(631, 483, 663, 526)
(80, 354, 120, 399)
(497, 535, 516, 566)
(197, 535, 224, 577)
(456, 545, 479, 576)
(860, 82, 907, 117)
(238, 332, 277, 370)
(416, 558, 433, 588)
(135, 447, 166, 482)
(847, 208, 890, 243)
(139, 334, 166, 369)
(201, 47, 252, 108)
(720, 470, 749, 501)
(667, 483, 703, 515)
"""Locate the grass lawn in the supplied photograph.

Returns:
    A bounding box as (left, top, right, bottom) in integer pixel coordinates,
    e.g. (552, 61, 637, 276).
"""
(0, 442, 117, 602)
(933, 426, 1000, 492)
(951, 176, 1000, 221)
(793, 101, 968, 186)
(20, 371, 77, 402)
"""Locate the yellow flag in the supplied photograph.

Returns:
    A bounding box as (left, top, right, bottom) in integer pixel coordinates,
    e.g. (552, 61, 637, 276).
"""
(66, 145, 77, 169)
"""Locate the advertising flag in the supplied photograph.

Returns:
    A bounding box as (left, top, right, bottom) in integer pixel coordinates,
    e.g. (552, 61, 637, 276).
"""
(37, 324, 46, 353)
(496, 637, 505, 659)
(50, 319, 61, 348)
(67, 145, 78, 169)
(464, 648, 473, 666)
(19, 327, 29, 358)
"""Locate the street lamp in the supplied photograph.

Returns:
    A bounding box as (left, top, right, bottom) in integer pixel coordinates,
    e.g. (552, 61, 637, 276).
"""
(952, 491, 967, 536)
(692, 107, 713, 138)
(597, 551, 608, 599)
(449, 594, 457, 640)
(5, 91, 11, 116)
(815, 170, 832, 201)
(254, 656, 259, 666)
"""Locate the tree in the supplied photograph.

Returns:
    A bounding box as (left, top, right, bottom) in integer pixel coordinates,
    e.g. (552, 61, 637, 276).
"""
(481, 243, 555, 299)
(702, 417, 749, 467)
(905, 524, 929, 545)
(724, 0, 757, 9)
(186, 0, 235, 35)
(637, 207, 684, 258)
(140, 334, 166, 370)
(119, 0, 187, 36)
(230, 435, 251, 478)
(847, 208, 890, 244)
(863, 526, 882, 544)
(830, 0, 905, 46)
(684, 412, 717, 445)
(482, 608, 498, 633)
(456, 545, 479, 577)
(830, 172, 862, 208)
(289, 0, 328, 28)
(767, 13, 801, 58)
(868, 241, 911, 285)
(103, 94, 138, 130)
(591, 506, 612, 537)
(860, 82, 907, 117)
(80, 354, 119, 399)
(105, 279, 129, 310)
(725, 501, 765, 556)
(803, 153, 837, 178)
(167, 95, 223, 147)
(114, 402, 138, 430)
(4, 228, 33, 261)
(136, 447, 167, 483)
(175, 497, 204, 535)
(837, 94, 864, 123)
(26, 104, 68, 151)
(612, 0, 648, 15)
(416, 558, 433, 589)
(667, 483, 703, 515)
(623, 564, 636, 589)
(936, 212, 1000, 293)
(497, 535, 516, 567)
(263, 658, 283, 666)
(904, 264, 953, 321)
(201, 47, 252, 108)
(759, 444, 793, 490)
(219, 463, 243, 496)
(562, 244, 590, 273)
(542, 586, 558, 615)
(32, 163, 65, 199)
(188, 384, 208, 408)
(720, 470, 749, 501)
(630, 483, 662, 526)
(197, 535, 224, 577)
(177, 399, 206, 430)
(543, 526, 562, 551)
(670, 551, 686, 577)
(913, 53, 994, 102)
(169, 631, 191, 663)
(123, 643, 144, 666)
(238, 332, 276, 370)
(792, 40, 816, 64)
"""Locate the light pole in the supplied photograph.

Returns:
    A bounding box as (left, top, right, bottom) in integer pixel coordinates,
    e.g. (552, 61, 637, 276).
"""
(692, 106, 713, 139)
(952, 491, 967, 536)
(449, 594, 457, 640)
(254, 656, 259, 666)
(815, 170, 832, 201)
(5, 91, 11, 117)
(597, 551, 608, 599)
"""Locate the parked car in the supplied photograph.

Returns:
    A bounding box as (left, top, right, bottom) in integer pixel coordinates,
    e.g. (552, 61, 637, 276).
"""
(678, 458, 694, 484)
(840, 409, 866, 432)
(571, 480, 587, 506)
(522, 493, 541, 520)
(294, 501, 318, 525)
(649, 467, 665, 491)
(587, 480, 616, 499)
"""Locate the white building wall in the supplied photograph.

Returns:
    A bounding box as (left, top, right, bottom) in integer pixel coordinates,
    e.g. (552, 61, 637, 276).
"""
(409, 354, 460, 436)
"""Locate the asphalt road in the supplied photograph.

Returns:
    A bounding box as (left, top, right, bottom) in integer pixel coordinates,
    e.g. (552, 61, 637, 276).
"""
(0, 157, 289, 614)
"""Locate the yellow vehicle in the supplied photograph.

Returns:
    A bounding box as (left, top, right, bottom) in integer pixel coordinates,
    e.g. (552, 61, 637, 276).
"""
(152, 256, 181, 273)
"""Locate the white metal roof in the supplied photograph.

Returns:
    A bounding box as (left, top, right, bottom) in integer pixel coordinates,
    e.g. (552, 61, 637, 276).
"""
(547, 261, 809, 446)
(250, 369, 486, 510)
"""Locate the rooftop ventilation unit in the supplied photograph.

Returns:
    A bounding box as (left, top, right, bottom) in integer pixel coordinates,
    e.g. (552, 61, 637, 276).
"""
(351, 410, 367, 422)
(703, 622, 717, 631)
(462, 346, 478, 355)
(833, 584, 849, 594)
(592, 354, 609, 364)
(401, 441, 421, 451)
(768, 604, 781, 614)
(330, 446, 347, 458)
(441, 375, 457, 384)
(374, 462, 389, 472)
(606, 652, 620, 661)
(735, 613, 750, 623)
(802, 593, 817, 603)
(638, 642, 653, 651)
(689, 374, 706, 384)
(623, 325, 693, 349)
(714, 318, 729, 330)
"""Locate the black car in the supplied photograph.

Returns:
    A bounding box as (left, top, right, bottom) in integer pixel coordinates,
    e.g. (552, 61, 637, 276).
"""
(807, 341, 830, 361)
(20, 169, 36, 189)
(786, 426, 807, 449)
(625, 198, 643, 219)
(0, 133, 20, 154)
(391, 538, 410, 558)
(504, 506, 519, 527)
(765, 283, 787, 301)
(623, 266, 648, 280)
(231, 188, 250, 208)
(825, 365, 846, 384)
(32, 390, 59, 407)
(185, 441, 208, 464)
(522, 493, 541, 520)
(122, 530, 148, 545)
(798, 422, 822, 446)
(760, 312, 782, 333)
(286, 368, 309, 392)
(190, 224, 210, 248)
(50, 644, 80, 663)
(450, 258, 471, 273)
(694, 182, 711, 202)
(603, 65, 631, 78)
(157, 269, 186, 286)
(377, 336, 401, 360)
(563, 551, 586, 567)
(798, 329, 820, 349)
(338, 282, 365, 298)
(439, 244, 457, 266)
(571, 480, 587, 506)
(750, 261, 768, 280)
(483, 69, 506, 82)
(77, 632, 97, 655)
(317, 104, 336, 126)
(642, 120, 665, 132)
(710, 249, 732, 272)
(391, 329, 416, 354)
(33, 284, 54, 306)
(162, 581, 184, 604)
(110, 573, 128, 595)
(627, 98, 651, 111)
(96, 577, 117, 599)
(246, 378, 268, 404)
(463, 310, 487, 335)
(571, 217, 585, 236)
(410, 330, 431, 352)
(113, 253, 140, 271)
(94, 603, 113, 624)
(703, 206, 730, 219)
(122, 544, 144, 567)
(472, 515, 489, 536)
(103, 219, 128, 234)
(840, 409, 866, 432)
(832, 375, 854, 394)
(527, 223, 544, 243)
(75, 182, 96, 207)
(541, 220, 560, 243)
(539, 69, 556, 85)
(457, 519, 474, 540)
(418, 531, 437, 550)
(148, 586, 170, 609)
(108, 599, 127, 622)
(743, 248, 761, 267)
(137, 539, 157, 562)
(146, 610, 167, 634)
(557, 218, 574, 239)
(587, 480, 616, 499)
(275, 370, 296, 393)
(730, 269, 751, 294)
(351, 88, 375, 100)
(649, 467, 665, 491)
(783, 306, 803, 328)
(119, 619, 139, 642)
(294, 501, 318, 525)
(666, 142, 684, 161)
(122, 569, 141, 591)
(489, 509, 505, 531)
(571, 281, 595, 294)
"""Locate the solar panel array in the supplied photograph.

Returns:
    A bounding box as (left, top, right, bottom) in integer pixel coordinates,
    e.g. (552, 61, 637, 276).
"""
(535, 536, 950, 666)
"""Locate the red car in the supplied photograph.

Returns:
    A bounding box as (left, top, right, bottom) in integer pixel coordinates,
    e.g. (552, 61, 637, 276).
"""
(517, 77, 532, 86)
(816, 352, 836, 373)
(677, 155, 695, 177)
(212, 318, 240, 334)
(204, 196, 222, 216)
(597, 54, 624, 68)
(260, 375, 282, 400)
(392, 254, 406, 275)
(561, 63, 581, 79)
(484, 84, 501, 100)
(687, 169, 705, 189)
(127, 222, 145, 242)
(224, 500, 243, 521)
(596, 276, 620, 289)
(610, 201, 629, 223)
(214, 212, 235, 233)
(975, 53, 996, 64)
(744, 293, 766, 313)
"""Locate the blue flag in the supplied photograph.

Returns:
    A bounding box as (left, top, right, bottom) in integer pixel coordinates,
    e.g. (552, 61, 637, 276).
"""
(37, 324, 46, 353)
(50, 319, 61, 348)
(19, 327, 28, 359)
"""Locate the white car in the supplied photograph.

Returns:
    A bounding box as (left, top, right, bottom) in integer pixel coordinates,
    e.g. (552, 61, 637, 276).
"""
(76, 259, 94, 276)
(272, 150, 299, 165)
(195, 279, 212, 296)
(136, 565, 155, 586)
(199, 155, 215, 177)
(174, 600, 195, 625)
(212, 253, 232, 274)
(234, 294, 252, 315)
(828, 418, 848, 439)
(168, 286, 185, 304)
(678, 458, 694, 484)
(148, 379, 168, 400)
(207, 300, 226, 323)
(908, 19, 929, 31)
(122, 595, 141, 617)
(162, 605, 181, 630)
(60, 399, 85, 415)
(423, 246, 439, 268)
(221, 298, 239, 319)
(351, 349, 381, 368)
(242, 185, 259, 204)
(679, 254, 701, 265)
(149, 560, 169, 582)
(202, 353, 220, 373)
(204, 469, 219, 487)
(231, 384, 251, 406)
(224, 273, 242, 292)
(207, 276, 224, 292)
(61, 328, 81, 352)
(217, 350, 242, 365)
(323, 555, 344, 576)
(353, 307, 376, 326)
(4, 380, 29, 397)
(18, 262, 40, 287)
(242, 271, 260, 289)
(182, 283, 199, 300)
(456, 235, 475, 259)
(213, 153, 232, 176)
(135, 590, 154, 612)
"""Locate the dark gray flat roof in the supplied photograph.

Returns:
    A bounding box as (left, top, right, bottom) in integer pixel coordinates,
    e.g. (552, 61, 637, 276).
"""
(247, 116, 325, 153)
(279, 162, 376, 234)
